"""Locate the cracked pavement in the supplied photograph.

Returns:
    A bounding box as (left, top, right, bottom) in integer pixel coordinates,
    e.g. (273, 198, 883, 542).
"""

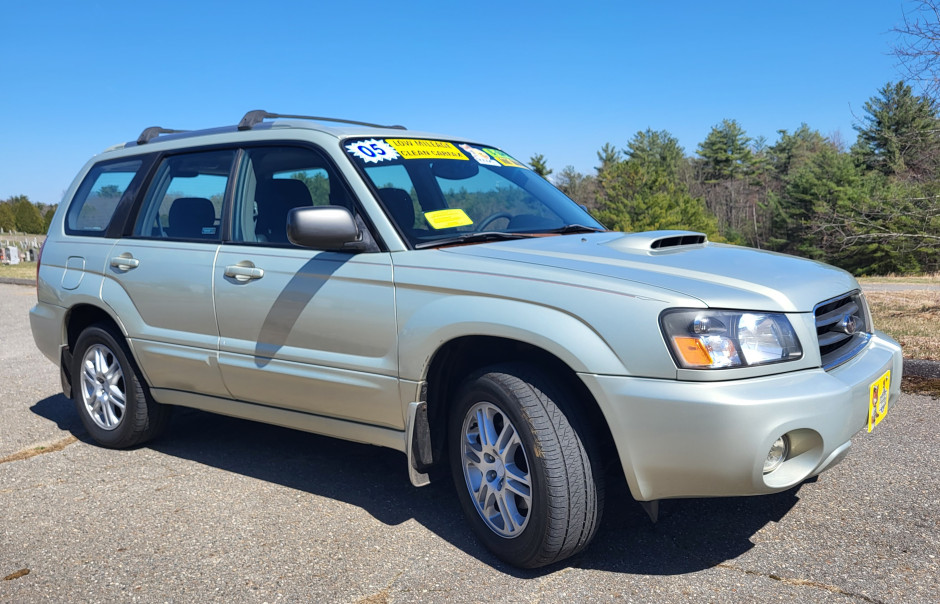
(1, 282, 937, 603)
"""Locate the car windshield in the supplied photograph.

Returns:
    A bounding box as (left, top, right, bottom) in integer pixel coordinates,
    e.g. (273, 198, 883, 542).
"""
(344, 137, 604, 248)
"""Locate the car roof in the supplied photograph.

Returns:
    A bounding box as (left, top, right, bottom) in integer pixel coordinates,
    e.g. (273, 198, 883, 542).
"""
(102, 110, 479, 154)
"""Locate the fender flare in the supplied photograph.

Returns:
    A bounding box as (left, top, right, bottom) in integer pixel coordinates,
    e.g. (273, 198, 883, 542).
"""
(398, 294, 628, 381)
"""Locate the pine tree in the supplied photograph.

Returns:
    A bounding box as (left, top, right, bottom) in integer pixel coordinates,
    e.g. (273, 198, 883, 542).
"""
(694, 120, 759, 245)
(595, 130, 719, 237)
(697, 119, 753, 182)
(528, 153, 552, 178)
(12, 197, 45, 234)
(852, 81, 940, 181)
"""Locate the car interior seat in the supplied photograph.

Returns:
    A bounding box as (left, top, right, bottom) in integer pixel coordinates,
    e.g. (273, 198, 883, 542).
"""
(378, 187, 425, 240)
(167, 197, 217, 239)
(255, 179, 314, 244)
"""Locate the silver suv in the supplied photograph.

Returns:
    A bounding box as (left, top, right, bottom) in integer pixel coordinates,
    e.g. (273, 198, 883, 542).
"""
(30, 111, 903, 568)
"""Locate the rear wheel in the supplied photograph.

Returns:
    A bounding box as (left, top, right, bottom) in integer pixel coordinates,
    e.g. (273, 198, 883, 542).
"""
(449, 364, 603, 568)
(72, 324, 169, 448)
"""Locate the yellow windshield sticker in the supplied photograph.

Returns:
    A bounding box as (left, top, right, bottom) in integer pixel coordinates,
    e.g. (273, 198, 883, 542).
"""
(386, 139, 469, 160)
(482, 148, 527, 168)
(424, 209, 473, 229)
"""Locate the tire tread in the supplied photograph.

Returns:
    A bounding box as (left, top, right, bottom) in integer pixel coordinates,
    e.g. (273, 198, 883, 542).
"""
(72, 323, 169, 449)
(450, 362, 603, 568)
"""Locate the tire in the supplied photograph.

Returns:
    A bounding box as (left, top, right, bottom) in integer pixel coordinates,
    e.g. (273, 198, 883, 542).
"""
(448, 363, 603, 568)
(71, 323, 170, 448)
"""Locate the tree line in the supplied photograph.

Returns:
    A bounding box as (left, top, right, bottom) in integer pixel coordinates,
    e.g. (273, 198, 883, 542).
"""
(0, 196, 55, 235)
(530, 81, 940, 275)
(4, 85, 939, 274)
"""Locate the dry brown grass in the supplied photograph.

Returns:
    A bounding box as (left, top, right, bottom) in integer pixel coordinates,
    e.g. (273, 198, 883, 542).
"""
(858, 272, 940, 285)
(865, 288, 940, 361)
(903, 375, 940, 397)
(0, 436, 78, 464)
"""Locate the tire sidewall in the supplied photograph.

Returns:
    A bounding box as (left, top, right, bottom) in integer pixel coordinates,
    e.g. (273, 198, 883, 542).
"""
(71, 325, 146, 448)
(448, 369, 553, 567)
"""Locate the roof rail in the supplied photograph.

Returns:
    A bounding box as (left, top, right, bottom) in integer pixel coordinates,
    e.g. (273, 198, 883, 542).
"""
(136, 126, 190, 145)
(237, 110, 406, 131)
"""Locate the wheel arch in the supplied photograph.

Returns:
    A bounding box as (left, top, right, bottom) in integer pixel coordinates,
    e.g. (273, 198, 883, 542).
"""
(61, 303, 128, 396)
(419, 335, 619, 482)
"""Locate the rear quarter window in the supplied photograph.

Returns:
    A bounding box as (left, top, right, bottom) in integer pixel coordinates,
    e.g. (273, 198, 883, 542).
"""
(65, 159, 143, 236)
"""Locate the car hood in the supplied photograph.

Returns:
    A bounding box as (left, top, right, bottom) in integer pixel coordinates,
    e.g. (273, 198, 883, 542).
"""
(441, 231, 858, 312)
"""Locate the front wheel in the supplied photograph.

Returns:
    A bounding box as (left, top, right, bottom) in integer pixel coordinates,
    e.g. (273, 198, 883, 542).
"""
(449, 364, 603, 568)
(72, 324, 169, 448)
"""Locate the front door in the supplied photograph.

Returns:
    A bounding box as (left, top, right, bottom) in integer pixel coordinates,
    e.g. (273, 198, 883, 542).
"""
(212, 145, 401, 429)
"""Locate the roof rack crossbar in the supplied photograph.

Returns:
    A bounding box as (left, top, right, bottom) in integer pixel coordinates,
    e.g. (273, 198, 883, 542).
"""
(237, 110, 406, 131)
(137, 127, 190, 145)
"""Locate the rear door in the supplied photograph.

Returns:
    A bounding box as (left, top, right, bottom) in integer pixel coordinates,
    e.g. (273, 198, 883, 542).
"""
(101, 149, 235, 397)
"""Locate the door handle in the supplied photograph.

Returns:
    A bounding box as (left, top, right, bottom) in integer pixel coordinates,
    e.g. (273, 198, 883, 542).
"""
(224, 263, 264, 282)
(110, 254, 140, 271)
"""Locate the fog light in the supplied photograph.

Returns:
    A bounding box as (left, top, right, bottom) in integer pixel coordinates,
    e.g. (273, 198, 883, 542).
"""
(763, 435, 790, 474)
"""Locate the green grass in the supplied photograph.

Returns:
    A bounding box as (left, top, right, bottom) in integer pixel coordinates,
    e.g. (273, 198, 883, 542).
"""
(0, 261, 37, 280)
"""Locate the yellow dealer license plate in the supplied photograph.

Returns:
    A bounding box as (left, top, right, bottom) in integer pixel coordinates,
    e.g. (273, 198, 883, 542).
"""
(868, 370, 891, 432)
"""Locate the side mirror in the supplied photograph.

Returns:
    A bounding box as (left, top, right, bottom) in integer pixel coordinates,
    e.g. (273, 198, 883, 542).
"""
(287, 206, 368, 251)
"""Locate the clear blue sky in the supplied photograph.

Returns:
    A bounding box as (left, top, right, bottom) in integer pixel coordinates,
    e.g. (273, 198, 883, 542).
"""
(0, 1, 915, 204)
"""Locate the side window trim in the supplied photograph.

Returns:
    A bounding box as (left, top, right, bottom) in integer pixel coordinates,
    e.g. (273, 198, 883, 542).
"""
(219, 148, 245, 243)
(225, 141, 387, 252)
(107, 153, 159, 239)
(130, 148, 236, 242)
(65, 157, 149, 237)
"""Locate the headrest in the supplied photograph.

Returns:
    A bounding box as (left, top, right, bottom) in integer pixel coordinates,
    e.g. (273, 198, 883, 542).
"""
(377, 187, 415, 229)
(168, 197, 215, 238)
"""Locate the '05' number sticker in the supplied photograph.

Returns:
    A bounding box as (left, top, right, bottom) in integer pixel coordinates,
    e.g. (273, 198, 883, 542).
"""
(346, 139, 399, 163)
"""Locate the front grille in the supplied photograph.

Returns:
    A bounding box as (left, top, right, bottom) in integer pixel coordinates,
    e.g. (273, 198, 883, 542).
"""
(814, 291, 872, 369)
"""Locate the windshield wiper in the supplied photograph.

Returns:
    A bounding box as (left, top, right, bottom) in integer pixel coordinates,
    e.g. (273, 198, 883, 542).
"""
(543, 224, 606, 235)
(414, 231, 533, 249)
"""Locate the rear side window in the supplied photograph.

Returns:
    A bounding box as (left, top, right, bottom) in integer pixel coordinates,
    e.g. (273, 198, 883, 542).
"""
(65, 159, 143, 236)
(133, 150, 235, 241)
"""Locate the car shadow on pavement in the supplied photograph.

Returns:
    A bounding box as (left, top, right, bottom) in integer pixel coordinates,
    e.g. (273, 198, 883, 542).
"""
(31, 394, 86, 436)
(31, 398, 803, 578)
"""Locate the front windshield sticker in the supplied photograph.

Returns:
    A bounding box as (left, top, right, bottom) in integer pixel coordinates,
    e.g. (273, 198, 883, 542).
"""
(482, 148, 528, 169)
(386, 139, 469, 160)
(425, 209, 474, 229)
(346, 139, 400, 163)
(459, 144, 501, 166)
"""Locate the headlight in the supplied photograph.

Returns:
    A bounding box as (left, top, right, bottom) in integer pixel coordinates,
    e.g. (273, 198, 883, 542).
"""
(660, 309, 803, 369)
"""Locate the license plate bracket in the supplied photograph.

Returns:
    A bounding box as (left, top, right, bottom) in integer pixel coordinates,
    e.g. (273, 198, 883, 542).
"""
(868, 370, 891, 432)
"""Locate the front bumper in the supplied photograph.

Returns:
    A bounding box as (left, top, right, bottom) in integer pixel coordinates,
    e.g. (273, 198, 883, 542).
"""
(580, 331, 903, 501)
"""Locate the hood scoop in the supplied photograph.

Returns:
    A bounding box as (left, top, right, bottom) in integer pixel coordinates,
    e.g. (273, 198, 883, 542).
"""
(603, 230, 708, 252)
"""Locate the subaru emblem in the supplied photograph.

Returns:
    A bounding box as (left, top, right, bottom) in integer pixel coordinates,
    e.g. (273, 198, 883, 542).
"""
(840, 314, 859, 335)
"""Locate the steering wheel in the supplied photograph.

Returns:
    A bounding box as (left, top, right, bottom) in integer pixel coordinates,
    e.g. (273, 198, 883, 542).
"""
(475, 212, 513, 231)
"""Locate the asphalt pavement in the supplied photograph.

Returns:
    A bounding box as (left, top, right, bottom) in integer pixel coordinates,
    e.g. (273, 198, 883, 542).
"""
(1, 282, 938, 603)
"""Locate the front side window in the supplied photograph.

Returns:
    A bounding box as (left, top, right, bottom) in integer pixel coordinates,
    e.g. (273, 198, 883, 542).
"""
(231, 146, 355, 245)
(133, 150, 235, 240)
(344, 138, 604, 248)
(66, 159, 143, 236)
